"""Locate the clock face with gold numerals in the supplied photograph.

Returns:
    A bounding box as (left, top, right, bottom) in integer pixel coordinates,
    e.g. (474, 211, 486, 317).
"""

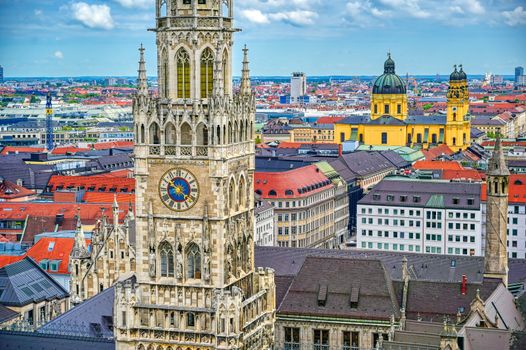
(159, 168, 199, 211)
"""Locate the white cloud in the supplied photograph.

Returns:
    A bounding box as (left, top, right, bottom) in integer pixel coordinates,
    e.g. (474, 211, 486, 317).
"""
(269, 10, 318, 26)
(241, 9, 270, 24)
(34, 9, 43, 16)
(71, 2, 114, 30)
(54, 51, 64, 59)
(502, 6, 526, 26)
(241, 8, 318, 26)
(115, 0, 151, 9)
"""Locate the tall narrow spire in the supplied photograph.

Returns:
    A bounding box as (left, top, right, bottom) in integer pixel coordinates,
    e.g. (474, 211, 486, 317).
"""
(72, 208, 87, 257)
(484, 134, 510, 286)
(488, 135, 510, 176)
(137, 44, 148, 96)
(113, 194, 120, 229)
(240, 45, 251, 96)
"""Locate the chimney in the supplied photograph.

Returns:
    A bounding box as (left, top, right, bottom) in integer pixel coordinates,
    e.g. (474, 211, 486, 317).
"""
(461, 274, 467, 295)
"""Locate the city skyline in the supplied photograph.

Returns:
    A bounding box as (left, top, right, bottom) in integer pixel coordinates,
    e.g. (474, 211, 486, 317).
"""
(1, 0, 526, 77)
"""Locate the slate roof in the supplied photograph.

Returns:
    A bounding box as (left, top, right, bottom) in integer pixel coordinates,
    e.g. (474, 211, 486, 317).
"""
(38, 285, 115, 339)
(392, 278, 501, 321)
(0, 257, 68, 307)
(337, 151, 397, 177)
(0, 154, 54, 191)
(358, 178, 481, 210)
(368, 115, 406, 126)
(0, 303, 19, 323)
(255, 246, 492, 284)
(406, 115, 447, 125)
(278, 256, 400, 321)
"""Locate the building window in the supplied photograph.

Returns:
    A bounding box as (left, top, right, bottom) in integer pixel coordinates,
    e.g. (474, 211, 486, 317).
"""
(187, 312, 196, 327)
(187, 244, 201, 279)
(160, 242, 175, 277)
(176, 48, 191, 98)
(374, 104, 378, 114)
(340, 132, 345, 142)
(384, 104, 389, 114)
(284, 327, 300, 350)
(200, 48, 214, 98)
(381, 132, 388, 145)
(397, 104, 401, 114)
(313, 329, 329, 350)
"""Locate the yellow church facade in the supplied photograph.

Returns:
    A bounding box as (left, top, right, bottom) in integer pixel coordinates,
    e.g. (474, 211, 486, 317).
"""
(335, 56, 471, 152)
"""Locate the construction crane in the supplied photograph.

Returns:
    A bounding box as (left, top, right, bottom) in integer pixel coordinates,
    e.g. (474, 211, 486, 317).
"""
(45, 92, 53, 151)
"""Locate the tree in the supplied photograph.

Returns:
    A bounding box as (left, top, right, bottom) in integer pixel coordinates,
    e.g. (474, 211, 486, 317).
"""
(423, 103, 433, 111)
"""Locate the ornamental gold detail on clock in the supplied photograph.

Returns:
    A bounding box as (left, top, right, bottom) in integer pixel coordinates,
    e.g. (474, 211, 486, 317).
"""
(114, 1, 276, 350)
(159, 168, 199, 211)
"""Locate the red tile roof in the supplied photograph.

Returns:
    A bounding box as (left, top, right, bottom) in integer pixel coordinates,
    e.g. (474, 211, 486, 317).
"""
(51, 146, 91, 155)
(413, 160, 464, 171)
(48, 175, 135, 193)
(26, 237, 91, 275)
(83, 192, 135, 204)
(421, 144, 454, 161)
(481, 141, 526, 148)
(0, 255, 24, 269)
(441, 169, 485, 182)
(315, 117, 344, 124)
(255, 165, 333, 199)
(0, 146, 45, 155)
(0, 178, 35, 200)
(481, 175, 526, 204)
(91, 141, 133, 150)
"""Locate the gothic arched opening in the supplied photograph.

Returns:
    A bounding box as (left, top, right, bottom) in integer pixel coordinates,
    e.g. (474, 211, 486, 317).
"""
(165, 122, 177, 145)
(186, 244, 201, 279)
(176, 48, 190, 99)
(200, 48, 214, 98)
(196, 123, 209, 145)
(180, 122, 192, 145)
(149, 122, 160, 144)
(160, 241, 174, 277)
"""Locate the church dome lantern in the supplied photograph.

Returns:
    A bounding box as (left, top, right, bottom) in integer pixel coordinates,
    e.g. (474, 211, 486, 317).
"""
(450, 65, 461, 81)
(372, 54, 407, 95)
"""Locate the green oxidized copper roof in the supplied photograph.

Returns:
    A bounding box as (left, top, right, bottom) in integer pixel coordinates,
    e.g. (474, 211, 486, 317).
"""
(315, 162, 342, 184)
(372, 54, 407, 95)
(426, 194, 445, 208)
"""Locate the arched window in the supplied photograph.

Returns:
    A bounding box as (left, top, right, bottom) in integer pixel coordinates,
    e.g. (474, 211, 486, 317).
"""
(453, 137, 457, 146)
(453, 112, 457, 121)
(187, 244, 201, 279)
(238, 176, 246, 209)
(165, 122, 176, 145)
(149, 122, 160, 144)
(229, 179, 236, 210)
(268, 190, 277, 196)
(222, 50, 229, 93)
(180, 122, 192, 145)
(216, 125, 221, 144)
(285, 190, 293, 196)
(138, 345, 145, 350)
(176, 49, 190, 99)
(200, 48, 214, 98)
(160, 242, 174, 277)
(196, 123, 208, 145)
(140, 124, 145, 143)
(161, 49, 169, 98)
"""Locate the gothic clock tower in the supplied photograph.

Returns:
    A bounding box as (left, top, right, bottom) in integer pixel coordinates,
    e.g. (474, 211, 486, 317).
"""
(114, 1, 276, 349)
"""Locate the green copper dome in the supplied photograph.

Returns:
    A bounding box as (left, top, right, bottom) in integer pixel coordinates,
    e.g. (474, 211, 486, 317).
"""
(458, 65, 467, 80)
(450, 65, 461, 81)
(372, 54, 407, 95)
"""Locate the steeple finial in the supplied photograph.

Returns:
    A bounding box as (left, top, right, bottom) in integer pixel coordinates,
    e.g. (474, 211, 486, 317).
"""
(113, 194, 120, 228)
(137, 44, 148, 96)
(73, 208, 87, 256)
(453, 64, 457, 72)
(240, 45, 251, 96)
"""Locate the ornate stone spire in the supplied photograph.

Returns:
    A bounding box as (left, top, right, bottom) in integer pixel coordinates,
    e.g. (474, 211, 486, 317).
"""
(113, 194, 120, 229)
(72, 209, 88, 258)
(488, 135, 510, 176)
(484, 134, 510, 286)
(213, 43, 224, 97)
(137, 44, 148, 96)
(240, 45, 251, 96)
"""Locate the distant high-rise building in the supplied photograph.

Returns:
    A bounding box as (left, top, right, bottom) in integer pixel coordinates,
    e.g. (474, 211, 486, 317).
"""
(290, 72, 307, 103)
(0, 65, 4, 83)
(491, 75, 504, 85)
(515, 66, 524, 83)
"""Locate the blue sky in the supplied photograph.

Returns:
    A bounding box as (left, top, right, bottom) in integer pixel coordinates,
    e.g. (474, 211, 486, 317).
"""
(0, 0, 525, 77)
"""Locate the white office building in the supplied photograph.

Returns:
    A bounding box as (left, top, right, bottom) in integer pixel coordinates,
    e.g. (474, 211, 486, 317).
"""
(357, 178, 483, 256)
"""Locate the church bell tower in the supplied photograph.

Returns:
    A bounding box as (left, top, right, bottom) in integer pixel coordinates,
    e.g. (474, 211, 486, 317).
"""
(114, 1, 276, 349)
(484, 135, 510, 286)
